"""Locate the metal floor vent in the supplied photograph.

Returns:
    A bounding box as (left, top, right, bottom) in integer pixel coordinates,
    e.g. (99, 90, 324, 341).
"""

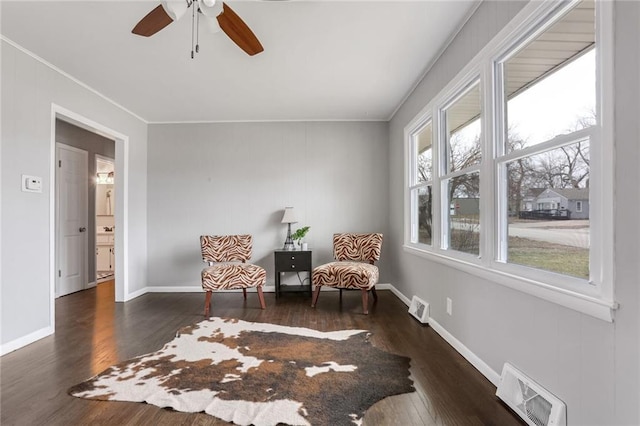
(408, 296, 429, 324)
(496, 363, 566, 426)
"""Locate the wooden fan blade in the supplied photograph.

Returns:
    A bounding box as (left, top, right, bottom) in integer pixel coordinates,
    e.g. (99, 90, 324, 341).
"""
(217, 3, 264, 56)
(132, 5, 173, 37)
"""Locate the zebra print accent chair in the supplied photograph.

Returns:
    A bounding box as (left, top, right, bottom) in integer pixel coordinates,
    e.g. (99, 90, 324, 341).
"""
(311, 233, 383, 315)
(200, 235, 266, 317)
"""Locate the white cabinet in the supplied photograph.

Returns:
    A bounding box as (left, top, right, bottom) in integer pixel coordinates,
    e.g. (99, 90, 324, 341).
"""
(96, 234, 115, 272)
(97, 246, 112, 271)
(96, 234, 114, 245)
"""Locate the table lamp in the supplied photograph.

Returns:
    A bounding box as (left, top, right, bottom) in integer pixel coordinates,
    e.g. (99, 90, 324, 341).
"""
(281, 207, 297, 250)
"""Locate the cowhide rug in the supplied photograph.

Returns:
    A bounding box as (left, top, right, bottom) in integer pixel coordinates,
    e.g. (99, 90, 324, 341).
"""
(69, 317, 414, 426)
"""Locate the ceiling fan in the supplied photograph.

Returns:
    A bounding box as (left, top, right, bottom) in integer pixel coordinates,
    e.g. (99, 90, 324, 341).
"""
(132, 0, 263, 57)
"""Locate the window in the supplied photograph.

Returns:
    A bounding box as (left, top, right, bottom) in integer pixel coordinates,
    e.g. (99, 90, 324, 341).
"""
(408, 120, 433, 246)
(441, 82, 481, 256)
(497, 2, 594, 280)
(404, 0, 614, 321)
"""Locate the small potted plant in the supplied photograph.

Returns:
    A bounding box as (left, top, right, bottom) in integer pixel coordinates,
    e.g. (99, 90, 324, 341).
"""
(291, 226, 310, 250)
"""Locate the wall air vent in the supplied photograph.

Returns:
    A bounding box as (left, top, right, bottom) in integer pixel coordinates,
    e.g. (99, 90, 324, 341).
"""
(408, 296, 429, 324)
(496, 363, 566, 426)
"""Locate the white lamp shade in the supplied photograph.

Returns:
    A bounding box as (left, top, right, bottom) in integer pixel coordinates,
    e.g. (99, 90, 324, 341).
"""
(281, 207, 297, 224)
(161, 0, 188, 21)
(199, 0, 223, 18)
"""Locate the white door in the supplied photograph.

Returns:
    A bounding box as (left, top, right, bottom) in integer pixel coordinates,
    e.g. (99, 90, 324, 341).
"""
(56, 144, 88, 297)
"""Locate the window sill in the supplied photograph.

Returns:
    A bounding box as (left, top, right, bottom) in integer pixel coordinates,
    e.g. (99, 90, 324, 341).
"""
(403, 245, 617, 322)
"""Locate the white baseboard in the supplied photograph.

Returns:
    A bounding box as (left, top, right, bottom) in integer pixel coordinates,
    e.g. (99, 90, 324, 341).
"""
(86, 281, 96, 289)
(1, 326, 54, 356)
(140, 283, 395, 294)
(141, 284, 398, 294)
(124, 286, 148, 301)
(143, 285, 278, 293)
(427, 317, 500, 386)
(379, 283, 411, 306)
(381, 282, 500, 387)
(145, 286, 202, 293)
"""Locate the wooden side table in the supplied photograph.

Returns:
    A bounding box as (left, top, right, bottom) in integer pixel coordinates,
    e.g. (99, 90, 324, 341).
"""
(274, 250, 312, 298)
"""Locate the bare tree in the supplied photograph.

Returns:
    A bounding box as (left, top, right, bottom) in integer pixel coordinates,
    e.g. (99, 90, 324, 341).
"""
(507, 113, 593, 216)
(560, 143, 589, 188)
(415, 113, 593, 227)
(553, 111, 594, 189)
(447, 132, 481, 200)
(527, 113, 593, 191)
(417, 187, 432, 243)
(506, 131, 536, 215)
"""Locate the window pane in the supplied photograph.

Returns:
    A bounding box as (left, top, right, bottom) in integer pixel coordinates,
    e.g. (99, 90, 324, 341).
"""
(506, 141, 590, 279)
(447, 173, 480, 255)
(505, 1, 595, 151)
(416, 122, 432, 183)
(418, 186, 432, 245)
(444, 83, 481, 173)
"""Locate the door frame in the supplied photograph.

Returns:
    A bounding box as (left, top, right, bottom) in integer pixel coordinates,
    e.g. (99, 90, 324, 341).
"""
(50, 104, 130, 331)
(55, 143, 89, 297)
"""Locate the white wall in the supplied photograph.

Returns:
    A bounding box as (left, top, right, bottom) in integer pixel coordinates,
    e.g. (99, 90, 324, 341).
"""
(1, 41, 148, 349)
(388, 1, 639, 425)
(147, 121, 390, 289)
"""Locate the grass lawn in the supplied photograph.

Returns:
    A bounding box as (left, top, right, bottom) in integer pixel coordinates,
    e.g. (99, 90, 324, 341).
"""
(508, 236, 588, 279)
(420, 228, 589, 279)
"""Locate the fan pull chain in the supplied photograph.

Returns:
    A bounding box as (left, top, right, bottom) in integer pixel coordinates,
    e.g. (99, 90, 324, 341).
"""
(195, 5, 200, 54)
(190, 1, 196, 58)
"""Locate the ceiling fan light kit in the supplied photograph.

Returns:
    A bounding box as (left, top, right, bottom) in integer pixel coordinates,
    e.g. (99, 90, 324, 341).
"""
(132, 0, 263, 57)
(199, 0, 223, 18)
(197, 0, 223, 34)
(161, 0, 188, 21)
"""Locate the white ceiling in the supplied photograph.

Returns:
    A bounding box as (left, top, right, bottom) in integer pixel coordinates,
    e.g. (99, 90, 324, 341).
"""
(1, 1, 478, 123)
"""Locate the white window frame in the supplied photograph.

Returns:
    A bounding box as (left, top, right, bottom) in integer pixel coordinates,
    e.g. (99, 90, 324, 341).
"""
(407, 118, 434, 246)
(438, 79, 482, 258)
(403, 0, 616, 322)
(576, 201, 583, 212)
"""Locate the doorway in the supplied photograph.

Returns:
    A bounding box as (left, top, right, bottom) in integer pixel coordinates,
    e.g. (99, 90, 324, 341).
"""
(95, 156, 115, 283)
(55, 119, 117, 298)
(51, 104, 129, 325)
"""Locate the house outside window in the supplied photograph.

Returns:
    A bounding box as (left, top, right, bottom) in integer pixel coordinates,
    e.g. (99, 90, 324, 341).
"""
(404, 0, 615, 321)
(497, 1, 595, 280)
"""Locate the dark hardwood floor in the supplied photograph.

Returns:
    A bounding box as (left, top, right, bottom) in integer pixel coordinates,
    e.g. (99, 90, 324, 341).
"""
(1, 282, 523, 425)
